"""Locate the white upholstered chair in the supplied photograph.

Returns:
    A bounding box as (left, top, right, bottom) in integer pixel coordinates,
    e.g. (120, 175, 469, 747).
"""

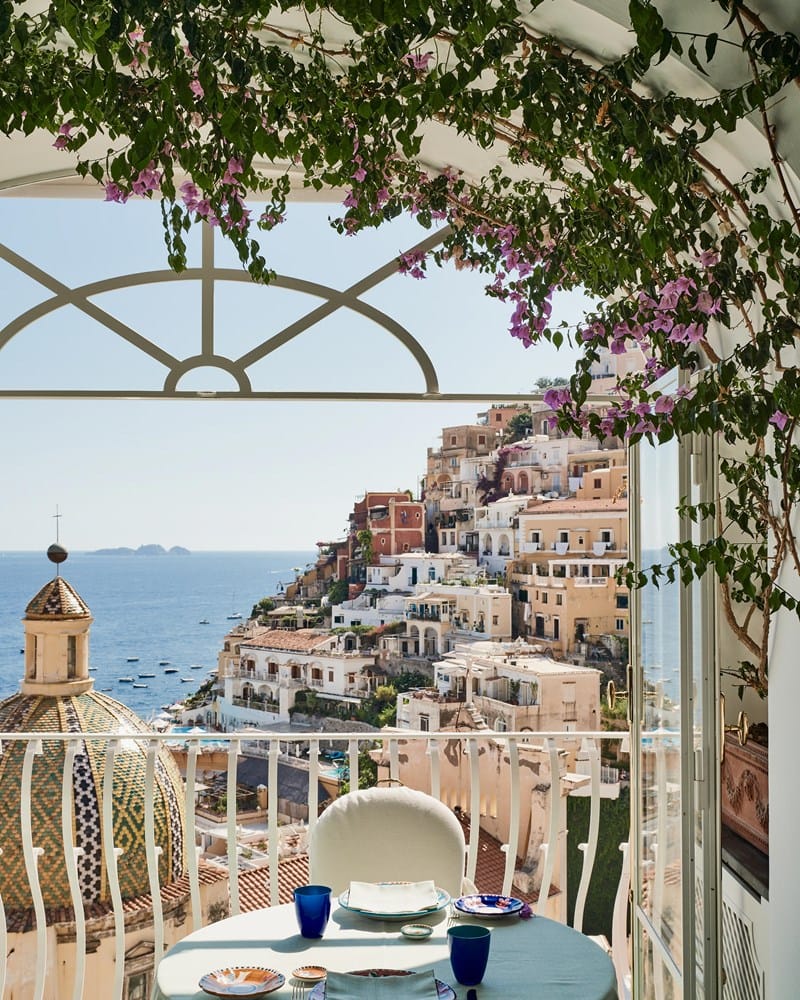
(309, 785, 467, 897)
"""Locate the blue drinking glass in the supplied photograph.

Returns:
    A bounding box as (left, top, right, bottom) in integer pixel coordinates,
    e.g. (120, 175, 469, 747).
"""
(293, 884, 332, 938)
(447, 924, 491, 986)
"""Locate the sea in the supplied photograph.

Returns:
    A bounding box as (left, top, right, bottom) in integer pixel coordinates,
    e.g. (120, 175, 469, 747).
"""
(0, 550, 315, 721)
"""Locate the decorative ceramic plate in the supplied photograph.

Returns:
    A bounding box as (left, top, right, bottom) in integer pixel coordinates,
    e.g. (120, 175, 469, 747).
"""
(198, 966, 285, 997)
(400, 923, 434, 939)
(338, 886, 450, 921)
(308, 970, 455, 999)
(292, 966, 327, 984)
(453, 893, 524, 918)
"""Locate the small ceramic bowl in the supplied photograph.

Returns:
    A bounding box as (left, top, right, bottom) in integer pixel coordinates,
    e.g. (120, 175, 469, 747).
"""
(292, 966, 327, 984)
(400, 923, 433, 940)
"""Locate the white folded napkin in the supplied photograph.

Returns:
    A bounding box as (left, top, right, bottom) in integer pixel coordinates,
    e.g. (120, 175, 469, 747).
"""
(347, 880, 439, 915)
(324, 970, 439, 999)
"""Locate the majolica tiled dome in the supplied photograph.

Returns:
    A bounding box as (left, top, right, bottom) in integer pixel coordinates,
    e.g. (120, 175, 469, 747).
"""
(0, 553, 186, 912)
(25, 575, 91, 619)
(0, 690, 186, 911)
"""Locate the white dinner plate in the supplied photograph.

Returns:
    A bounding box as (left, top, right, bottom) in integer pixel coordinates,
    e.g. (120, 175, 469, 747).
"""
(338, 885, 450, 921)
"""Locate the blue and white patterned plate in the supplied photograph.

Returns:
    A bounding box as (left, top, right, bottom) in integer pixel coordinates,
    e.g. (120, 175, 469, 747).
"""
(453, 893, 524, 917)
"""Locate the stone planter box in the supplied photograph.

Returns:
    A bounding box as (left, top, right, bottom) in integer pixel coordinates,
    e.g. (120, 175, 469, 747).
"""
(721, 733, 769, 855)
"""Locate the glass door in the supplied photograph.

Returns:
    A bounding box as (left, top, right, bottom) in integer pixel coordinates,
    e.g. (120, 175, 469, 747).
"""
(630, 374, 720, 999)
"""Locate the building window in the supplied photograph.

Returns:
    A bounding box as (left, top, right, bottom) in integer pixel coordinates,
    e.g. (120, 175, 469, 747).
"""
(451, 435, 457, 444)
(542, 592, 548, 604)
(556, 594, 563, 606)
(615, 618, 625, 631)
(333, 615, 344, 624)
(594, 477, 602, 488)
(558, 531, 569, 543)
(328, 670, 334, 682)
(67, 635, 77, 678)
(419, 714, 430, 732)
(478, 435, 486, 445)
(616, 594, 629, 609)
(127, 972, 149, 1000)
(517, 588, 528, 602)
(492, 615, 499, 625)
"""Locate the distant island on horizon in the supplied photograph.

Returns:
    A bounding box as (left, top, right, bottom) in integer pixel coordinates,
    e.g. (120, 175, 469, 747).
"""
(90, 544, 191, 556)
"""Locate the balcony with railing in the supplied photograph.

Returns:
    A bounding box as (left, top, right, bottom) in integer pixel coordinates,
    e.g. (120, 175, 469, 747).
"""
(0, 727, 632, 1000)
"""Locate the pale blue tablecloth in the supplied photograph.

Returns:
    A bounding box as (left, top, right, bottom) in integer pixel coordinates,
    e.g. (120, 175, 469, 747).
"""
(153, 902, 618, 1000)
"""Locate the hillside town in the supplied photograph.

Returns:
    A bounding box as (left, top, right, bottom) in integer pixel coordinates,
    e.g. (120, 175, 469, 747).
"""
(166, 350, 634, 924)
(202, 350, 630, 739)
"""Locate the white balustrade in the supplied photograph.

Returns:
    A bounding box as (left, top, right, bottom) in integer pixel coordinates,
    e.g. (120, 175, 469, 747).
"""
(0, 728, 630, 998)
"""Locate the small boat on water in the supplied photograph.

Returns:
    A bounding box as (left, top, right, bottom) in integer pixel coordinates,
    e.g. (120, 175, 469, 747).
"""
(199, 618, 210, 625)
(226, 592, 242, 620)
(159, 660, 171, 666)
(138, 672, 155, 678)
(133, 683, 148, 689)
(180, 677, 194, 683)
(118, 677, 133, 683)
(190, 663, 203, 669)
(127, 657, 139, 663)
(164, 667, 178, 674)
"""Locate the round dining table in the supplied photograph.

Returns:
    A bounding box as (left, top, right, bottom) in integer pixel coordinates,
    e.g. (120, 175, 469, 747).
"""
(153, 900, 618, 1000)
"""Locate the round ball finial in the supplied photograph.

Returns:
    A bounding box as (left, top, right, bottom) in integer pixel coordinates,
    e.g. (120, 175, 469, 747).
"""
(47, 543, 68, 565)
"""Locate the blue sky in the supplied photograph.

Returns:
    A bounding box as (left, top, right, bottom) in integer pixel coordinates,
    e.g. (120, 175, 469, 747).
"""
(0, 197, 587, 551)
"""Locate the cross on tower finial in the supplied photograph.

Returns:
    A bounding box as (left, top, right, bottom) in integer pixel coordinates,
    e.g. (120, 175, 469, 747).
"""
(48, 507, 68, 575)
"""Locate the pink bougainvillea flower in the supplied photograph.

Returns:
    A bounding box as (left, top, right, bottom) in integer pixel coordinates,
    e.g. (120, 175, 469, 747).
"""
(399, 250, 427, 279)
(654, 395, 675, 415)
(351, 165, 367, 183)
(543, 387, 572, 410)
(770, 410, 789, 431)
(343, 190, 359, 209)
(131, 161, 161, 196)
(695, 290, 721, 316)
(698, 249, 719, 268)
(189, 78, 204, 99)
(53, 135, 69, 150)
(103, 182, 128, 203)
(179, 181, 200, 211)
(403, 51, 434, 71)
(683, 321, 706, 343)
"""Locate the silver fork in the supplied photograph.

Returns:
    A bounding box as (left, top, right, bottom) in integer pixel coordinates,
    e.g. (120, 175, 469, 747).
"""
(291, 982, 308, 1000)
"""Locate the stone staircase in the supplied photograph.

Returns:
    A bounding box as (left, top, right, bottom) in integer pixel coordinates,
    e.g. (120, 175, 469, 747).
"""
(465, 701, 491, 730)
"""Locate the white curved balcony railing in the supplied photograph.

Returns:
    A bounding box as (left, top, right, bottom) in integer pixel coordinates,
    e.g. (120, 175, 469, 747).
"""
(0, 729, 631, 1000)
